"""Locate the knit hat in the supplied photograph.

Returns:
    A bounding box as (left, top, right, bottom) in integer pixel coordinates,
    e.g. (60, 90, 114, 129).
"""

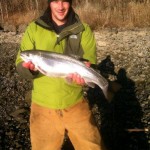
(48, 0, 72, 5)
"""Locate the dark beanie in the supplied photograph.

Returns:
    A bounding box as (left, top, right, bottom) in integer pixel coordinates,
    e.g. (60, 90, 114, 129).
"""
(48, 0, 72, 5)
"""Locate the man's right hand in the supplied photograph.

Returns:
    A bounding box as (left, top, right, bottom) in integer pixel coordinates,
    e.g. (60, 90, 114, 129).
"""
(22, 61, 37, 71)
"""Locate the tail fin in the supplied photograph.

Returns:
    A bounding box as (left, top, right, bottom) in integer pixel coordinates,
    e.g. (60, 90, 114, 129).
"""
(103, 85, 114, 102)
(103, 81, 122, 102)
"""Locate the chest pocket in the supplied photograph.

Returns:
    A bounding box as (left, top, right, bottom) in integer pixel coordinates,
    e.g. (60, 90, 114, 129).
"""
(64, 33, 84, 58)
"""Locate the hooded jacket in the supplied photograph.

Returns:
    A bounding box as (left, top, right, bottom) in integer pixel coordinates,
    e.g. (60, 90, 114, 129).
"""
(16, 7, 97, 109)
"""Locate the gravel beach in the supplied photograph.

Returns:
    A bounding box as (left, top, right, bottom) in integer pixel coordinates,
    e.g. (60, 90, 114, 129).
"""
(0, 28, 150, 150)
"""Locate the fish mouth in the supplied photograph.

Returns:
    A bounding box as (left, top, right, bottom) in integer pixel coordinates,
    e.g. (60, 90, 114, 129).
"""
(20, 53, 26, 60)
(20, 53, 30, 62)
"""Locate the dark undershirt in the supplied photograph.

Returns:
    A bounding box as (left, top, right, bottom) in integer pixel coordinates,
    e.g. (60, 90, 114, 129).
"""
(52, 21, 67, 34)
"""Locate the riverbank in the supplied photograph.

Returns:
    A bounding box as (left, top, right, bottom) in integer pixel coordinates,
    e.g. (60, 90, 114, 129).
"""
(0, 28, 150, 149)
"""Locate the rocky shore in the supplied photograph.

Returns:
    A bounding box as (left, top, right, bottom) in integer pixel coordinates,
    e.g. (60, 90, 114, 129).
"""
(0, 28, 150, 150)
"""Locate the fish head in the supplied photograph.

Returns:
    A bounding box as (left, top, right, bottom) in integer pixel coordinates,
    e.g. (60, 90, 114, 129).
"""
(20, 50, 37, 62)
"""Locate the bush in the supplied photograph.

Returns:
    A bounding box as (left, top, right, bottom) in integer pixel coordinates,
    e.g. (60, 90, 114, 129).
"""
(0, 0, 150, 29)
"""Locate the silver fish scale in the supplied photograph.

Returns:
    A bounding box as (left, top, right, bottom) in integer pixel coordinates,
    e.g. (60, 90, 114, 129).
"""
(41, 51, 86, 68)
(20, 50, 108, 98)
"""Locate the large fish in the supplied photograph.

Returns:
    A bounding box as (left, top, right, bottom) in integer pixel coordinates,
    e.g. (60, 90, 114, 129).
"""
(20, 50, 109, 99)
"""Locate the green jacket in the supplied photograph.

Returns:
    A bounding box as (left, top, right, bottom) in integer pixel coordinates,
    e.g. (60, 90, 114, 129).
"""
(16, 9, 97, 109)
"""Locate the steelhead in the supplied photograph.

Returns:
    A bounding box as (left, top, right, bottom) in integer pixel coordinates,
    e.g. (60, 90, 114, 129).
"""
(20, 50, 109, 99)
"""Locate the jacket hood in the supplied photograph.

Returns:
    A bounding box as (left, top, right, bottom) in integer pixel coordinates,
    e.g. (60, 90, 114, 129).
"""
(35, 6, 85, 45)
(35, 7, 78, 31)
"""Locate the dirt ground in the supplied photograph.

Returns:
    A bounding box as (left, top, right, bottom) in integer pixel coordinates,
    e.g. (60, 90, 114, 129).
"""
(0, 30, 150, 149)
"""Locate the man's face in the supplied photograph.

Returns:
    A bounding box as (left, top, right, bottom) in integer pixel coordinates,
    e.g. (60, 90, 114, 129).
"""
(50, 0, 70, 25)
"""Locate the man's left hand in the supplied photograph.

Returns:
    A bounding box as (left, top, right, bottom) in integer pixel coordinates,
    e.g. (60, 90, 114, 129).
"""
(67, 73, 85, 86)
(66, 61, 91, 86)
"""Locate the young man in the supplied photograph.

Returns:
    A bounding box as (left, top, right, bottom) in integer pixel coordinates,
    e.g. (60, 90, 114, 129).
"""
(16, 0, 106, 149)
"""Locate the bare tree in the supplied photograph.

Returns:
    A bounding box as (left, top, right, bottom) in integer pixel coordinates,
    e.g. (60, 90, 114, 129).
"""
(4, 2, 8, 19)
(0, 1, 4, 24)
(35, 0, 39, 12)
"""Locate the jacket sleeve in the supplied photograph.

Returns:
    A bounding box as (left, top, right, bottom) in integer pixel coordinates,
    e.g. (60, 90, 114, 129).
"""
(81, 24, 97, 64)
(15, 22, 39, 79)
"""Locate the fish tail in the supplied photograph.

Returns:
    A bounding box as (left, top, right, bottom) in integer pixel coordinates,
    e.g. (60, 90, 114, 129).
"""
(102, 85, 114, 102)
(103, 85, 109, 99)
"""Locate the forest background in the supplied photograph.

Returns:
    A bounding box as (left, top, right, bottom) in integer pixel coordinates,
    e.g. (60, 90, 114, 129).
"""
(0, 0, 150, 30)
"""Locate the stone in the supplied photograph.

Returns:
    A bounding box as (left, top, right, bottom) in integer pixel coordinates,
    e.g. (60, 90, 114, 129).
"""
(3, 22, 16, 32)
(17, 24, 27, 33)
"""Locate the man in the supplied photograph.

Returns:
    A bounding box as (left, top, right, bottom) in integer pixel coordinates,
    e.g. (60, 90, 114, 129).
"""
(16, 0, 106, 150)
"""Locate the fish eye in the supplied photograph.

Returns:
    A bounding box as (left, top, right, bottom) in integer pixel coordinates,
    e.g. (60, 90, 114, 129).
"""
(26, 53, 30, 57)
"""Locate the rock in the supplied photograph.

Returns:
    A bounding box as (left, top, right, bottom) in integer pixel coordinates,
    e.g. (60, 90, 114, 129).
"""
(3, 22, 16, 32)
(0, 28, 150, 149)
(97, 41, 107, 47)
(0, 26, 3, 30)
(17, 24, 27, 33)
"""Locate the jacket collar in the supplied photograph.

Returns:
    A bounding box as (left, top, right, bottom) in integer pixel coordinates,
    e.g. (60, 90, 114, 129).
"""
(35, 7, 85, 43)
(35, 7, 80, 31)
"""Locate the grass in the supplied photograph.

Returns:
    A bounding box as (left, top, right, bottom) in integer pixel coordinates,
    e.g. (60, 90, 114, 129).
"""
(0, 1, 150, 30)
(75, 2, 150, 30)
